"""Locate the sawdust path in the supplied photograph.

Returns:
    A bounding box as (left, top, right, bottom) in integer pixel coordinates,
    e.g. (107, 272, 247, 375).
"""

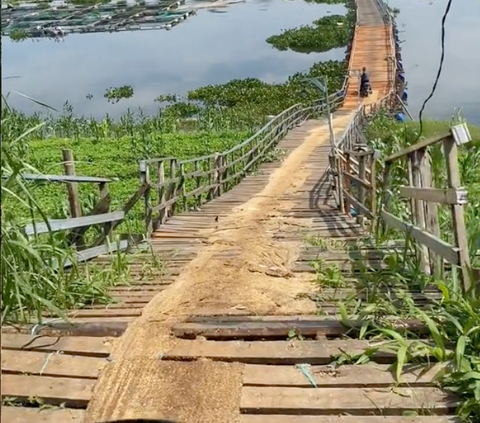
(86, 112, 354, 423)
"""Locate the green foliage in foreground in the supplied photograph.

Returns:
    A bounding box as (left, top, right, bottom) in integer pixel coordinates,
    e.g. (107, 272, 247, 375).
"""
(365, 115, 480, 259)
(1, 109, 131, 323)
(266, 13, 354, 54)
(323, 115, 480, 422)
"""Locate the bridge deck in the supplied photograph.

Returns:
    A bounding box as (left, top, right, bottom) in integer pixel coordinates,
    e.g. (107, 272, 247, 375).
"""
(341, 0, 394, 110)
(0, 1, 455, 422)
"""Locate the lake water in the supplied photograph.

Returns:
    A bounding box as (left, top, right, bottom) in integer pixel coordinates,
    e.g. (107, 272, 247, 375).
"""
(2, 0, 346, 116)
(390, 0, 480, 125)
(2, 0, 480, 125)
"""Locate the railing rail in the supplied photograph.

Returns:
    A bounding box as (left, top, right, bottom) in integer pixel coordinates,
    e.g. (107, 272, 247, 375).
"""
(10, 150, 148, 265)
(380, 128, 475, 293)
(140, 93, 346, 235)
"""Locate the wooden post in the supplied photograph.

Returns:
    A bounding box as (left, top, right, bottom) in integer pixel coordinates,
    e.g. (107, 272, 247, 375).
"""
(357, 153, 366, 227)
(407, 155, 416, 223)
(194, 160, 202, 207)
(62, 149, 81, 218)
(344, 153, 352, 216)
(411, 150, 430, 274)
(157, 160, 166, 227)
(380, 162, 392, 235)
(336, 157, 344, 213)
(179, 162, 187, 212)
(168, 158, 177, 217)
(98, 181, 112, 242)
(443, 136, 472, 293)
(213, 154, 222, 198)
(420, 151, 443, 278)
(139, 160, 152, 236)
(62, 149, 84, 247)
(370, 153, 377, 216)
(222, 154, 229, 193)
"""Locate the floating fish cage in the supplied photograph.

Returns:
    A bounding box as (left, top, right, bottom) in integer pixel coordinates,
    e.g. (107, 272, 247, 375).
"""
(1, 0, 195, 38)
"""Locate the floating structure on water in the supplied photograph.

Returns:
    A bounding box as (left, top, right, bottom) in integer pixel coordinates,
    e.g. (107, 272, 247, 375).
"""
(1, 0, 197, 39)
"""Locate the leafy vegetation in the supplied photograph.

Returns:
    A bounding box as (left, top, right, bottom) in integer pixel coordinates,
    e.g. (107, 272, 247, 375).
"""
(104, 85, 135, 104)
(185, 60, 347, 117)
(266, 13, 354, 54)
(1, 100, 131, 323)
(8, 29, 29, 42)
(314, 115, 480, 422)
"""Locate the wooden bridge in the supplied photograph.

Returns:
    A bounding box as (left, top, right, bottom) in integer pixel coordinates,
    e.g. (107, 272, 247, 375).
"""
(2, 0, 476, 422)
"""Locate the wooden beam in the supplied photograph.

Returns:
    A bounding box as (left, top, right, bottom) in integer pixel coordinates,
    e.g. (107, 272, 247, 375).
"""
(399, 187, 467, 205)
(381, 211, 460, 265)
(384, 133, 450, 163)
(24, 211, 125, 236)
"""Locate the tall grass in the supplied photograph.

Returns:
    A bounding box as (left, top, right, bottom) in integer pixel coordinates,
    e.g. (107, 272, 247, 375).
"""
(1, 98, 129, 324)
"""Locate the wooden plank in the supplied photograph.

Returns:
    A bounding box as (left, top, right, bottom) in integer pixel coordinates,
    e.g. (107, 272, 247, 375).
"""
(174, 318, 426, 339)
(384, 133, 449, 163)
(24, 211, 125, 235)
(2, 334, 111, 357)
(1, 374, 94, 407)
(240, 386, 456, 415)
(399, 187, 466, 205)
(381, 211, 460, 265)
(242, 416, 459, 423)
(1, 407, 85, 423)
(1, 322, 128, 337)
(74, 239, 129, 263)
(164, 340, 396, 364)
(1, 349, 106, 378)
(243, 363, 444, 387)
(65, 308, 142, 318)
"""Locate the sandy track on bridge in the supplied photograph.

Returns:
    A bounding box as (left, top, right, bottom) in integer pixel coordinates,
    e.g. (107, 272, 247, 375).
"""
(86, 112, 354, 423)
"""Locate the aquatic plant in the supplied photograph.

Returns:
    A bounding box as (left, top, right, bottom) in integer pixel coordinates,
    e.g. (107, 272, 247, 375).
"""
(266, 13, 355, 54)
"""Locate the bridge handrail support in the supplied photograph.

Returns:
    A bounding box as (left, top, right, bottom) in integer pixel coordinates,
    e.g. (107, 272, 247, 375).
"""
(139, 93, 346, 237)
(16, 149, 149, 266)
(334, 109, 478, 294)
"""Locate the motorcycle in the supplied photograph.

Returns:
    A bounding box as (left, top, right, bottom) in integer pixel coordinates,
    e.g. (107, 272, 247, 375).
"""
(360, 81, 372, 97)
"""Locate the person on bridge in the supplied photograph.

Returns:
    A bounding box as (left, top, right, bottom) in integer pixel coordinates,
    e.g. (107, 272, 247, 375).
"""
(360, 67, 371, 96)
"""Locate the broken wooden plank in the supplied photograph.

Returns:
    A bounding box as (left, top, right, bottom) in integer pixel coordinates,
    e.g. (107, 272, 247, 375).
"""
(240, 386, 456, 415)
(2, 349, 107, 379)
(2, 334, 111, 357)
(2, 322, 128, 337)
(163, 340, 396, 365)
(1, 407, 85, 423)
(1, 374, 95, 407)
(243, 363, 445, 387)
(174, 317, 427, 339)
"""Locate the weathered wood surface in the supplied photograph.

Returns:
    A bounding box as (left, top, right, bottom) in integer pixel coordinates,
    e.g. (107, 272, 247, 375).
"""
(1, 407, 86, 423)
(240, 386, 456, 415)
(242, 418, 459, 423)
(164, 339, 397, 364)
(4, 2, 457, 421)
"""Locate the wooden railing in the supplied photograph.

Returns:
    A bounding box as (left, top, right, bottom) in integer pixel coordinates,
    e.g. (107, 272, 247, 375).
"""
(380, 128, 476, 293)
(331, 102, 477, 292)
(12, 150, 148, 265)
(140, 94, 346, 235)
